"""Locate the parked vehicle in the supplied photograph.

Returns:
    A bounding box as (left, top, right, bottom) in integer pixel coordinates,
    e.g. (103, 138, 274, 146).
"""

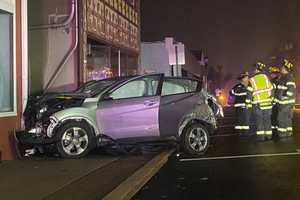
(16, 74, 223, 158)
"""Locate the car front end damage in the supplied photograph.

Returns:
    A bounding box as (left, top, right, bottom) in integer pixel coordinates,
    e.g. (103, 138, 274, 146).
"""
(15, 93, 87, 157)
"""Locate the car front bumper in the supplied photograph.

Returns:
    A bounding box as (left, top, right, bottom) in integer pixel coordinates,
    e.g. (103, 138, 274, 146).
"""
(14, 131, 58, 157)
(15, 131, 58, 146)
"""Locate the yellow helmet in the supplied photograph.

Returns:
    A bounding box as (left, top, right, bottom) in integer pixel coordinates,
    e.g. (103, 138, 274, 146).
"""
(269, 66, 280, 74)
(283, 59, 293, 71)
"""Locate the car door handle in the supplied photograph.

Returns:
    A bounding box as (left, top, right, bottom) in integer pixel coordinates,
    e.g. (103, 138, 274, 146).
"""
(144, 100, 158, 106)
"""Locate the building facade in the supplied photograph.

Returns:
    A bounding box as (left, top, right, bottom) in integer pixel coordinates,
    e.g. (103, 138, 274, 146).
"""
(0, 0, 24, 160)
(140, 37, 204, 79)
(80, 0, 140, 82)
(28, 0, 140, 93)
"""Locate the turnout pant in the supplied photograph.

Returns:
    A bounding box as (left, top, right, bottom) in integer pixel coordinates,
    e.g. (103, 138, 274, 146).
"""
(253, 105, 272, 138)
(235, 107, 249, 134)
(271, 104, 278, 134)
(277, 104, 294, 137)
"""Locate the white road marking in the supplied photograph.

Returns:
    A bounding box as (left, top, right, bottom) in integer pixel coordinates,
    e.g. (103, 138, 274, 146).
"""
(180, 152, 300, 162)
(211, 134, 237, 137)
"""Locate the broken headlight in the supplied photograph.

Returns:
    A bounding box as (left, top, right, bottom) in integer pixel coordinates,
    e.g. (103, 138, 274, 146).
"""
(36, 106, 47, 119)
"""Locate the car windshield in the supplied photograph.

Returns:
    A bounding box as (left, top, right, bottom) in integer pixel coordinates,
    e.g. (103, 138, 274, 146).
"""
(75, 79, 119, 96)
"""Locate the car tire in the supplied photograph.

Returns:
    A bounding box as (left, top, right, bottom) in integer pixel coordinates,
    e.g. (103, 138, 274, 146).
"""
(181, 123, 210, 155)
(56, 121, 94, 158)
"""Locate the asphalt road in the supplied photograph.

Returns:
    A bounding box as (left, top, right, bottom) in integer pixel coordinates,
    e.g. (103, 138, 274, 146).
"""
(133, 109, 300, 200)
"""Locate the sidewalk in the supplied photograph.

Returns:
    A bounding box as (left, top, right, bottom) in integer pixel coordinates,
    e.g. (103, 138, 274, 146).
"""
(0, 155, 118, 200)
(0, 150, 174, 200)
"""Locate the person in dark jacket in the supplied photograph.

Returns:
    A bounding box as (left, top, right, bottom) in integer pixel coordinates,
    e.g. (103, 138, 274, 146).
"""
(269, 66, 281, 137)
(230, 72, 250, 136)
(275, 59, 296, 138)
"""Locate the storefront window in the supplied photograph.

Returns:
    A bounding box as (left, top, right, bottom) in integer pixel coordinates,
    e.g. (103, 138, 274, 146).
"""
(0, 10, 13, 113)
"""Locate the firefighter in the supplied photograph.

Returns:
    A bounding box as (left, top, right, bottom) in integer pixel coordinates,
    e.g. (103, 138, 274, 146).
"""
(275, 59, 296, 138)
(230, 72, 250, 135)
(246, 62, 273, 141)
(269, 66, 281, 137)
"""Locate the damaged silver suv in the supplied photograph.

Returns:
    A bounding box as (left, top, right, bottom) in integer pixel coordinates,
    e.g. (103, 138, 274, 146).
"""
(16, 74, 223, 158)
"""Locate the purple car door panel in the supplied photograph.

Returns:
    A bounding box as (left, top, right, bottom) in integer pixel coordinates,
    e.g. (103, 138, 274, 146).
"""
(159, 93, 199, 137)
(96, 96, 160, 140)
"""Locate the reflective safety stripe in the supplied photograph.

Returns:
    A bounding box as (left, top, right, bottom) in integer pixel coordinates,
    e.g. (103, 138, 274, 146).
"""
(286, 82, 296, 87)
(287, 127, 293, 131)
(260, 106, 273, 110)
(250, 78, 258, 90)
(260, 102, 272, 106)
(245, 99, 251, 103)
(253, 88, 272, 95)
(278, 128, 287, 132)
(234, 103, 246, 107)
(232, 90, 247, 96)
(278, 99, 295, 105)
(256, 131, 265, 135)
(277, 85, 288, 90)
(271, 126, 278, 129)
(264, 74, 272, 96)
(247, 86, 253, 92)
(235, 126, 250, 130)
(287, 91, 293, 96)
(265, 131, 272, 135)
(252, 98, 272, 104)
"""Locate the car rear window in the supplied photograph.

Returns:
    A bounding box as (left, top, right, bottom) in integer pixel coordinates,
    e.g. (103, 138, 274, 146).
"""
(161, 79, 198, 96)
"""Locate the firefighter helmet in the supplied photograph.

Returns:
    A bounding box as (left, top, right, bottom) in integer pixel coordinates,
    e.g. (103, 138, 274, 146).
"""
(282, 59, 294, 71)
(269, 66, 280, 74)
(238, 71, 249, 80)
(255, 62, 266, 71)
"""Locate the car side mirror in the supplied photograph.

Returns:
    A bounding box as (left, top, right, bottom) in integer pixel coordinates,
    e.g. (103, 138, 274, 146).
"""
(102, 93, 113, 101)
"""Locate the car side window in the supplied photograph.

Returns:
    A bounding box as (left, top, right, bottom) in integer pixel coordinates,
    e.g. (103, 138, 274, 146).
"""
(161, 79, 198, 96)
(109, 76, 161, 100)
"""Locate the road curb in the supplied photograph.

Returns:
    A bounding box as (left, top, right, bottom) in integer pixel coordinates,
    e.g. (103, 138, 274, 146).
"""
(102, 149, 175, 200)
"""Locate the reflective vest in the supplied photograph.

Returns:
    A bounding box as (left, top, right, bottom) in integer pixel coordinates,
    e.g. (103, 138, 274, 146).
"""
(248, 73, 273, 108)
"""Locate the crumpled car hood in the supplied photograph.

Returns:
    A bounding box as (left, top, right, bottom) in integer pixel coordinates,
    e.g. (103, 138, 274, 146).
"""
(23, 92, 88, 130)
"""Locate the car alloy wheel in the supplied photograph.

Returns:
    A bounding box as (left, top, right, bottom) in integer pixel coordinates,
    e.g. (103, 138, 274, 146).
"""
(182, 123, 210, 155)
(56, 121, 94, 158)
(61, 127, 89, 156)
(188, 127, 208, 152)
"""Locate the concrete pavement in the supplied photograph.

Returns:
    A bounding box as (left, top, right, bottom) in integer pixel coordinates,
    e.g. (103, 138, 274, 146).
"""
(0, 155, 118, 200)
(0, 148, 174, 200)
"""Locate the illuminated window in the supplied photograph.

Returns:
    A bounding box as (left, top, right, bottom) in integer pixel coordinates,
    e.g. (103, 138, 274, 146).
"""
(100, 2, 104, 17)
(114, 0, 118, 10)
(118, 0, 122, 12)
(0, 10, 14, 113)
(122, 1, 125, 15)
(125, 4, 128, 18)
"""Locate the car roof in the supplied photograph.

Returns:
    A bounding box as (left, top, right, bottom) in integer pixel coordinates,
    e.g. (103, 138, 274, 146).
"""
(90, 73, 201, 83)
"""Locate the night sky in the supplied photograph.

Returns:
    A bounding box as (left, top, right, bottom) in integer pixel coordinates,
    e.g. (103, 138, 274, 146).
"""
(141, 0, 300, 80)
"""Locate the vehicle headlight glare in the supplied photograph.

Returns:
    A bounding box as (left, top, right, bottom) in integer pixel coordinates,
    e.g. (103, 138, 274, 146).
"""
(39, 107, 47, 114)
